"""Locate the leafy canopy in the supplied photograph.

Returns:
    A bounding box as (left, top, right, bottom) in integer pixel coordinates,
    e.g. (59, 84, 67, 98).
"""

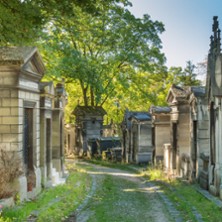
(40, 1, 166, 121)
(2, 1, 202, 123)
(0, 0, 129, 45)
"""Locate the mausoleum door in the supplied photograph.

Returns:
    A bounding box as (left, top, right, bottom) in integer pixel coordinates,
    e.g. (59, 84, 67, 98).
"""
(132, 132, 136, 162)
(210, 102, 216, 165)
(172, 123, 177, 169)
(23, 108, 34, 173)
(193, 120, 197, 177)
(60, 118, 64, 173)
(46, 119, 51, 179)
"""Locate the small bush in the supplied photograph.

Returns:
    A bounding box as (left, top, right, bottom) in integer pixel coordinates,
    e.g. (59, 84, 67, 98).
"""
(0, 149, 23, 199)
(141, 164, 168, 181)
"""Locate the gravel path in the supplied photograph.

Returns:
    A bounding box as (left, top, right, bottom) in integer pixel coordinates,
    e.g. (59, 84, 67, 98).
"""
(67, 162, 184, 222)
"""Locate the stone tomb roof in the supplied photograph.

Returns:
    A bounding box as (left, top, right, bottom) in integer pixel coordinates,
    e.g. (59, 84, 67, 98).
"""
(150, 106, 171, 114)
(129, 112, 151, 121)
(169, 84, 190, 98)
(73, 105, 107, 117)
(190, 86, 205, 97)
(0, 46, 45, 79)
(0, 47, 35, 62)
(167, 84, 205, 104)
(122, 110, 151, 130)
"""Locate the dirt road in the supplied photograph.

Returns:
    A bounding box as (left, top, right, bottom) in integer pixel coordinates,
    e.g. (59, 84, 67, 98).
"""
(66, 161, 184, 222)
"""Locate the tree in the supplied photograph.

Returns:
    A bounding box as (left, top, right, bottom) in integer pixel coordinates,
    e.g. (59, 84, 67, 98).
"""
(166, 61, 202, 88)
(0, 0, 43, 45)
(179, 61, 201, 86)
(167, 66, 183, 85)
(0, 0, 127, 45)
(196, 57, 207, 85)
(40, 1, 166, 112)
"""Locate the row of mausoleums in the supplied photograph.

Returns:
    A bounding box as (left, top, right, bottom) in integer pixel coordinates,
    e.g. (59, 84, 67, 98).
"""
(123, 16, 222, 199)
(0, 47, 66, 202)
(67, 17, 222, 199)
(121, 85, 206, 175)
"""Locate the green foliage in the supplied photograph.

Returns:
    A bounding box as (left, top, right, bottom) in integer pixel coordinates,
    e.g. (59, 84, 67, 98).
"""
(167, 61, 201, 87)
(181, 60, 201, 86)
(0, 217, 11, 222)
(161, 180, 222, 222)
(0, 0, 128, 45)
(1, 163, 91, 222)
(142, 168, 165, 181)
(39, 1, 166, 122)
(0, 0, 43, 45)
(86, 159, 138, 172)
(1, 0, 203, 124)
(143, 172, 222, 222)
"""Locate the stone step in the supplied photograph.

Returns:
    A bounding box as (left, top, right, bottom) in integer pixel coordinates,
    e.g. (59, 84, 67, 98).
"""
(51, 168, 66, 186)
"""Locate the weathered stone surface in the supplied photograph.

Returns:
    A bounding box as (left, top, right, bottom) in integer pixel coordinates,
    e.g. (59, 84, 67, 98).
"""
(2, 116, 19, 125)
(0, 197, 15, 207)
(198, 121, 209, 129)
(0, 89, 10, 97)
(0, 125, 10, 133)
(2, 98, 18, 107)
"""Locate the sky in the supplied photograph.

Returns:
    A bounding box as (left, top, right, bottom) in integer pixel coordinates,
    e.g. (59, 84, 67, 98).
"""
(128, 0, 222, 68)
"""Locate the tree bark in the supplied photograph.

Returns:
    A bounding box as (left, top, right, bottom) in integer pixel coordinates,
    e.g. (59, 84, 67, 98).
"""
(80, 80, 88, 106)
(90, 86, 95, 106)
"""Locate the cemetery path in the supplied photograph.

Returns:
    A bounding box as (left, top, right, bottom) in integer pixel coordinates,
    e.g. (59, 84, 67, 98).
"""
(66, 161, 183, 222)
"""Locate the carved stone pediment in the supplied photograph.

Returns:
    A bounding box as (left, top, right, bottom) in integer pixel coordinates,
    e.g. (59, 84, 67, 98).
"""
(20, 50, 45, 81)
(166, 84, 190, 104)
(0, 47, 45, 82)
(23, 58, 40, 74)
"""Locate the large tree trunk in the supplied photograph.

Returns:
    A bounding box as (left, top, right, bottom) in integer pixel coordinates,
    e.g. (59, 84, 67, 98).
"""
(80, 80, 88, 106)
(90, 86, 95, 106)
(83, 88, 88, 106)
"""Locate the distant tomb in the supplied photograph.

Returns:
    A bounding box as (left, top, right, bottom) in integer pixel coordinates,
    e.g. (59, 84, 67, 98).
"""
(73, 105, 106, 156)
(122, 110, 153, 164)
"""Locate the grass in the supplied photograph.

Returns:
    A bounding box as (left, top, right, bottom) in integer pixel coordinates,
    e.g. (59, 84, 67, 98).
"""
(141, 165, 222, 222)
(85, 158, 144, 173)
(72, 160, 222, 221)
(0, 162, 92, 222)
(164, 181, 222, 222)
(1, 159, 222, 222)
(88, 175, 172, 222)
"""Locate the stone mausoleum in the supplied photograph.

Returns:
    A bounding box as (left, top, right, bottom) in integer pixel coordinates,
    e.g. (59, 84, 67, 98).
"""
(205, 16, 222, 197)
(122, 110, 153, 164)
(0, 47, 66, 201)
(73, 105, 106, 155)
(166, 84, 208, 181)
